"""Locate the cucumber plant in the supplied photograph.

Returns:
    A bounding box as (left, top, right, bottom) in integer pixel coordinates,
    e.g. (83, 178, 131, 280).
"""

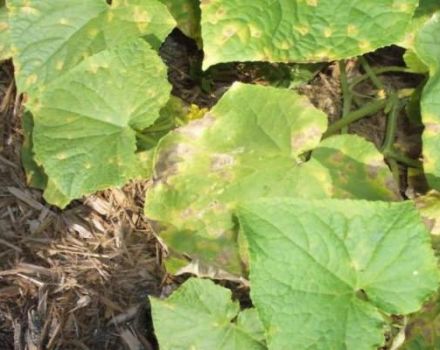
(1, 0, 440, 349)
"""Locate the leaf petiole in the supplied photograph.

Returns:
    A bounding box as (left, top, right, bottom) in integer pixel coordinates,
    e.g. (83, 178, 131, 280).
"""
(323, 98, 387, 138)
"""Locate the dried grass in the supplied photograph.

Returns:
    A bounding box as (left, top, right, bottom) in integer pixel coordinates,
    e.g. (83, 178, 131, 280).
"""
(0, 61, 166, 350)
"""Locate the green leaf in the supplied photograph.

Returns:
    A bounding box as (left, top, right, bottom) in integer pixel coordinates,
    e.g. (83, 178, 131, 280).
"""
(312, 135, 400, 201)
(403, 50, 429, 74)
(201, 0, 418, 68)
(159, 0, 201, 45)
(151, 278, 266, 350)
(145, 82, 330, 273)
(0, 6, 10, 60)
(31, 39, 171, 208)
(401, 0, 440, 49)
(239, 198, 439, 350)
(412, 12, 440, 189)
(7, 0, 175, 92)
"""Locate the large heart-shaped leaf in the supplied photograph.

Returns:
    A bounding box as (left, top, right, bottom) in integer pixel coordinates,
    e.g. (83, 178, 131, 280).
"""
(201, 0, 418, 68)
(151, 278, 266, 350)
(30, 39, 171, 208)
(145, 82, 330, 273)
(7, 0, 175, 92)
(8, 0, 174, 207)
(239, 198, 439, 350)
(411, 12, 440, 189)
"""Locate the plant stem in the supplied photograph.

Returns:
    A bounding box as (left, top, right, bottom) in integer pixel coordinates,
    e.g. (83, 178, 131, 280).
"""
(349, 66, 413, 89)
(381, 95, 422, 168)
(381, 94, 400, 153)
(388, 158, 401, 190)
(338, 60, 352, 133)
(323, 98, 387, 138)
(359, 56, 385, 90)
(385, 149, 422, 168)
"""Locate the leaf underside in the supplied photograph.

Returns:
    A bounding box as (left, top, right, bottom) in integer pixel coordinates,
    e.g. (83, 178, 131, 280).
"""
(201, 0, 418, 68)
(239, 198, 439, 350)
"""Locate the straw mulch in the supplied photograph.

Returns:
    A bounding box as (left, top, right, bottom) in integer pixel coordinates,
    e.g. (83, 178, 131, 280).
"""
(0, 61, 167, 350)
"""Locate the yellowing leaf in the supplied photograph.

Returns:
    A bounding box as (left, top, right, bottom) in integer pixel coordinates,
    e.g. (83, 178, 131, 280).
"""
(201, 0, 418, 68)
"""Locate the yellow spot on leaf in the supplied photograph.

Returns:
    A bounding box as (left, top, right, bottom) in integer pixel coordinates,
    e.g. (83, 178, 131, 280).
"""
(294, 25, 310, 36)
(324, 27, 332, 38)
(26, 74, 38, 86)
(249, 24, 262, 38)
(57, 153, 67, 160)
(107, 11, 114, 22)
(358, 40, 372, 52)
(133, 8, 150, 29)
(393, 2, 412, 12)
(56, 60, 64, 71)
(347, 24, 358, 36)
(306, 0, 318, 6)
(0, 21, 9, 31)
(21, 5, 39, 15)
(58, 18, 70, 25)
(87, 62, 100, 74)
(88, 28, 98, 38)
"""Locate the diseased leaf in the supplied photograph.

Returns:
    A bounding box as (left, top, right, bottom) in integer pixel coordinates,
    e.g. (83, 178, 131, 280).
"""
(312, 135, 400, 201)
(201, 0, 418, 68)
(31, 39, 171, 208)
(401, 0, 440, 49)
(239, 198, 439, 350)
(412, 12, 440, 189)
(151, 278, 266, 350)
(159, 0, 201, 45)
(145, 82, 330, 273)
(7, 0, 175, 92)
(415, 191, 440, 235)
(403, 294, 440, 350)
